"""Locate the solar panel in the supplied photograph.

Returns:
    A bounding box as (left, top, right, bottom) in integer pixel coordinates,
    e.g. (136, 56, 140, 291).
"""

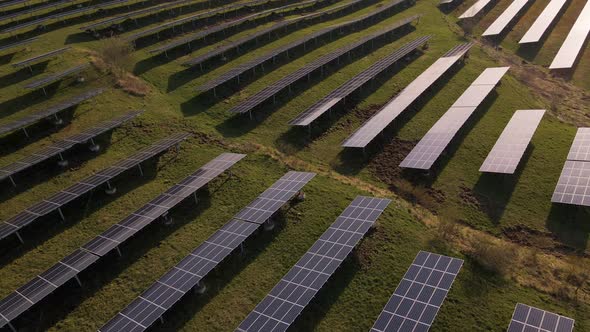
(233, 171, 316, 224)
(12, 46, 70, 68)
(519, 0, 568, 43)
(99, 171, 316, 332)
(0, 110, 142, 186)
(0, 133, 190, 243)
(0, 152, 241, 331)
(183, 0, 364, 68)
(342, 43, 474, 148)
(236, 196, 391, 332)
(549, 0, 590, 69)
(0, 0, 28, 9)
(0, 37, 38, 53)
(507, 303, 574, 332)
(551, 160, 590, 206)
(80, 0, 197, 31)
(1, 0, 133, 34)
(290, 36, 431, 127)
(82, 152, 246, 257)
(566, 128, 590, 161)
(0, 88, 105, 137)
(124, 0, 272, 42)
(227, 15, 421, 115)
(482, 0, 532, 36)
(198, 0, 415, 93)
(24, 63, 90, 90)
(148, 0, 329, 55)
(0, 0, 74, 22)
(480, 109, 544, 174)
(399, 66, 509, 170)
(370, 251, 463, 332)
(459, 0, 494, 18)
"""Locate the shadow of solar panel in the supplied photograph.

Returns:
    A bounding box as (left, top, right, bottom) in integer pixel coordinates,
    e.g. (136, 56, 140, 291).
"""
(0, 37, 38, 53)
(342, 42, 474, 148)
(289, 35, 432, 126)
(507, 303, 574, 332)
(0, 133, 189, 242)
(370, 251, 463, 332)
(237, 196, 390, 332)
(0, 152, 241, 330)
(81, 0, 196, 31)
(12, 47, 70, 68)
(125, 0, 271, 41)
(400, 67, 509, 170)
(549, 0, 590, 69)
(24, 63, 90, 90)
(100, 171, 314, 332)
(480, 109, 545, 174)
(150, 0, 326, 55)
(234, 171, 316, 223)
(227, 15, 420, 115)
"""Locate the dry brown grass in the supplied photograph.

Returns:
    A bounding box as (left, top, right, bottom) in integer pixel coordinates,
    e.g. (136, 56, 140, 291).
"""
(116, 73, 150, 97)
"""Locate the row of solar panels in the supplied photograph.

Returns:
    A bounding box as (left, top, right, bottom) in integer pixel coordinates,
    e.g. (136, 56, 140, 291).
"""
(147, 0, 338, 56)
(196, 0, 416, 93)
(0, 0, 138, 35)
(459, 0, 590, 70)
(0, 157, 576, 331)
(0, 0, 74, 22)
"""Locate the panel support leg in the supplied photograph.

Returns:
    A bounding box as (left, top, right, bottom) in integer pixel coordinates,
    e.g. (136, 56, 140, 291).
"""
(137, 163, 144, 176)
(116, 246, 122, 257)
(8, 175, 16, 188)
(58, 208, 65, 221)
(57, 153, 68, 167)
(74, 275, 82, 287)
(89, 138, 100, 152)
(15, 231, 24, 244)
(105, 181, 117, 195)
(22, 127, 29, 138)
(8, 322, 16, 332)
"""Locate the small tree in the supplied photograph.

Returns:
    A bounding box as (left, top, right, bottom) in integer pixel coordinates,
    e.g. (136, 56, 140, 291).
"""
(97, 37, 134, 77)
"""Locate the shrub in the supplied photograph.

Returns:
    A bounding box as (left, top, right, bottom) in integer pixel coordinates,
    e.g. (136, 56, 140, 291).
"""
(96, 37, 134, 77)
(469, 236, 518, 276)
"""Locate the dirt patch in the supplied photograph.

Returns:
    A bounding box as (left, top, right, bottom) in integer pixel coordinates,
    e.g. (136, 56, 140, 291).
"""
(503, 225, 588, 257)
(116, 73, 150, 96)
(366, 136, 445, 211)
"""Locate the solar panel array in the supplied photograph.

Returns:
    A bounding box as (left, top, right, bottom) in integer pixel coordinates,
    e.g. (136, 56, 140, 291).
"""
(0, 0, 74, 22)
(1, 0, 133, 34)
(459, 0, 493, 19)
(99, 171, 316, 332)
(289, 35, 431, 127)
(399, 66, 509, 170)
(0, 0, 29, 9)
(507, 303, 575, 332)
(148, 0, 328, 55)
(370, 251, 463, 332)
(124, 0, 272, 42)
(479, 109, 545, 174)
(342, 42, 473, 148)
(236, 196, 391, 332)
(0, 37, 37, 53)
(0, 133, 190, 243)
(228, 16, 420, 115)
(0, 110, 142, 186)
(24, 63, 90, 90)
(482, 0, 531, 36)
(12, 46, 70, 69)
(183, 0, 364, 67)
(80, 0, 197, 31)
(549, 0, 590, 69)
(519, 0, 568, 43)
(199, 0, 416, 93)
(0, 88, 104, 137)
(551, 127, 590, 206)
(0, 152, 243, 331)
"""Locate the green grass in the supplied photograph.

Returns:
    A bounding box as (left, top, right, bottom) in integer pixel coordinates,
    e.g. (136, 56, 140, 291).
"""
(0, 0, 589, 331)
